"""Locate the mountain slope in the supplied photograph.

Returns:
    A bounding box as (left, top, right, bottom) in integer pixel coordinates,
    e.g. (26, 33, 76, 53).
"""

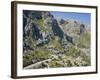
(23, 10, 91, 69)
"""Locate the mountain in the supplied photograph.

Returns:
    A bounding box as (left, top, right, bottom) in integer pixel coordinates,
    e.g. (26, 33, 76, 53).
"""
(23, 10, 91, 68)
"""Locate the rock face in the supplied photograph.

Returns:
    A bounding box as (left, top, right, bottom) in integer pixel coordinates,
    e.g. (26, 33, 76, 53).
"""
(42, 12, 64, 38)
(23, 10, 91, 68)
(23, 11, 86, 44)
(59, 19, 86, 38)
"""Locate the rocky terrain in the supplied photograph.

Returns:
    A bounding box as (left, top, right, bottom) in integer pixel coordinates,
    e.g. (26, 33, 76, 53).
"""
(23, 10, 91, 69)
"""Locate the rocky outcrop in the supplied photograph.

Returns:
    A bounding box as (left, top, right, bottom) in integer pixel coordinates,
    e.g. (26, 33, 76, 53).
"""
(42, 12, 64, 38)
(59, 19, 85, 38)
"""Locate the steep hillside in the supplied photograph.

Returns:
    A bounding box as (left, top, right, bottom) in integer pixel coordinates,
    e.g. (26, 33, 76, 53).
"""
(23, 10, 91, 69)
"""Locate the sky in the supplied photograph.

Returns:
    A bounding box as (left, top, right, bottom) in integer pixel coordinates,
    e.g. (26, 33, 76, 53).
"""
(51, 11, 91, 25)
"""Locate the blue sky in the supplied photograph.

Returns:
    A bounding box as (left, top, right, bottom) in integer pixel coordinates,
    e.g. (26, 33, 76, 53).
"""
(51, 11, 91, 25)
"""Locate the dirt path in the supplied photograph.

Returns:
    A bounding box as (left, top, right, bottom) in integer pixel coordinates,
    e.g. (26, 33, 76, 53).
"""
(24, 58, 52, 69)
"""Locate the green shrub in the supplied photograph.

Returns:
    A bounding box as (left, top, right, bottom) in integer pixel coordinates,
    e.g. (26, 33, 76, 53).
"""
(48, 60, 63, 67)
(76, 32, 91, 48)
(23, 52, 33, 67)
(33, 19, 51, 32)
(65, 44, 79, 57)
(33, 49, 50, 60)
